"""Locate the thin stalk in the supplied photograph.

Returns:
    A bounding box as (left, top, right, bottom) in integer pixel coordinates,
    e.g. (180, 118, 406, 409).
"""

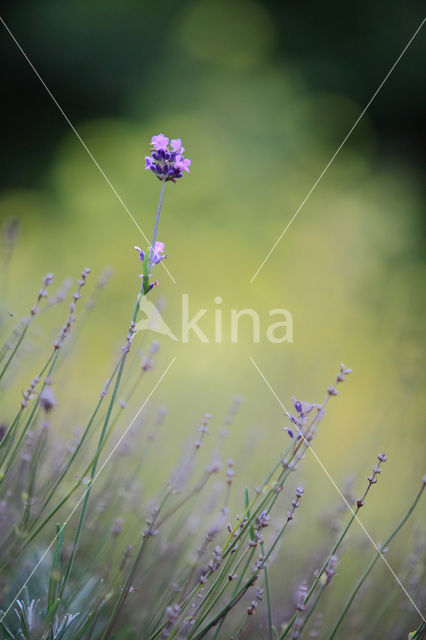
(261, 542, 273, 640)
(279, 456, 387, 639)
(1, 270, 89, 478)
(0, 273, 54, 384)
(12, 364, 131, 560)
(188, 547, 253, 638)
(0, 349, 56, 459)
(192, 501, 298, 640)
(191, 575, 257, 640)
(233, 613, 249, 639)
(327, 480, 425, 640)
(278, 507, 360, 639)
(0, 323, 29, 385)
(149, 180, 166, 272)
(156, 471, 210, 528)
(20, 423, 48, 531)
(58, 352, 129, 599)
(0, 477, 82, 573)
(212, 549, 258, 640)
(308, 510, 357, 599)
(0, 348, 62, 482)
(28, 358, 122, 529)
(101, 490, 170, 640)
(58, 181, 166, 600)
(220, 454, 290, 559)
(169, 459, 293, 638)
(0, 413, 21, 464)
(295, 583, 325, 638)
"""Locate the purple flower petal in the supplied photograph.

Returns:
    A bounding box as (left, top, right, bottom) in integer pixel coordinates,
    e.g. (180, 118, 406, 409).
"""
(150, 134, 169, 151)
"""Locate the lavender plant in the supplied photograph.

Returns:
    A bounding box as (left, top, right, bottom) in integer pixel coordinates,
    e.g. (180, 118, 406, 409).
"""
(0, 134, 424, 640)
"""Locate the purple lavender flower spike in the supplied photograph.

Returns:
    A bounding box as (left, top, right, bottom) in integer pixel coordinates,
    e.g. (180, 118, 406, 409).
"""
(145, 134, 191, 183)
(282, 427, 294, 439)
(135, 242, 167, 283)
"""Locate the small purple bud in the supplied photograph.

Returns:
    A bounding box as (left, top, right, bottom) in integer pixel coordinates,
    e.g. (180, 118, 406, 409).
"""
(294, 400, 303, 414)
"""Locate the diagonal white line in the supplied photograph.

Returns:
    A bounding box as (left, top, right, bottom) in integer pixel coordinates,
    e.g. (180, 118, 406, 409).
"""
(0, 16, 176, 284)
(0, 356, 176, 624)
(249, 355, 425, 621)
(249, 17, 426, 284)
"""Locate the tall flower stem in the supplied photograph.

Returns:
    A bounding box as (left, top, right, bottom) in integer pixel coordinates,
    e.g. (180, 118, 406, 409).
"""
(0, 349, 55, 462)
(0, 324, 29, 386)
(0, 350, 59, 483)
(279, 455, 387, 639)
(0, 274, 54, 386)
(100, 489, 171, 640)
(27, 359, 122, 530)
(327, 479, 425, 640)
(261, 542, 274, 640)
(149, 179, 166, 272)
(58, 327, 133, 600)
(190, 491, 303, 640)
(58, 180, 167, 601)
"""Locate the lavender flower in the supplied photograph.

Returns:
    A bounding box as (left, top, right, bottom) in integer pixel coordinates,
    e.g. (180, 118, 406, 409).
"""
(282, 400, 315, 439)
(145, 134, 191, 183)
(134, 243, 167, 271)
(134, 243, 167, 292)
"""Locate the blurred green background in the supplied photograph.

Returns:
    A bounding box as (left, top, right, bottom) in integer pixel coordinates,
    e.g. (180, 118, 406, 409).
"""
(0, 0, 425, 579)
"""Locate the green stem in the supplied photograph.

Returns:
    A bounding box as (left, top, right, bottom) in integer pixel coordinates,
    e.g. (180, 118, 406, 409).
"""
(327, 481, 425, 640)
(261, 542, 273, 640)
(191, 575, 257, 640)
(212, 550, 257, 640)
(0, 350, 59, 483)
(58, 353, 128, 600)
(189, 549, 251, 638)
(280, 457, 388, 639)
(0, 323, 29, 385)
(28, 358, 122, 531)
(193, 505, 297, 640)
(21, 423, 48, 531)
(307, 509, 358, 600)
(57, 180, 166, 599)
(296, 583, 325, 638)
(0, 349, 56, 460)
(149, 180, 166, 272)
(101, 490, 170, 640)
(233, 614, 249, 639)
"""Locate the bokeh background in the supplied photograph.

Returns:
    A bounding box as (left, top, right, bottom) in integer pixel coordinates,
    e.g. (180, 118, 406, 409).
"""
(0, 0, 425, 629)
